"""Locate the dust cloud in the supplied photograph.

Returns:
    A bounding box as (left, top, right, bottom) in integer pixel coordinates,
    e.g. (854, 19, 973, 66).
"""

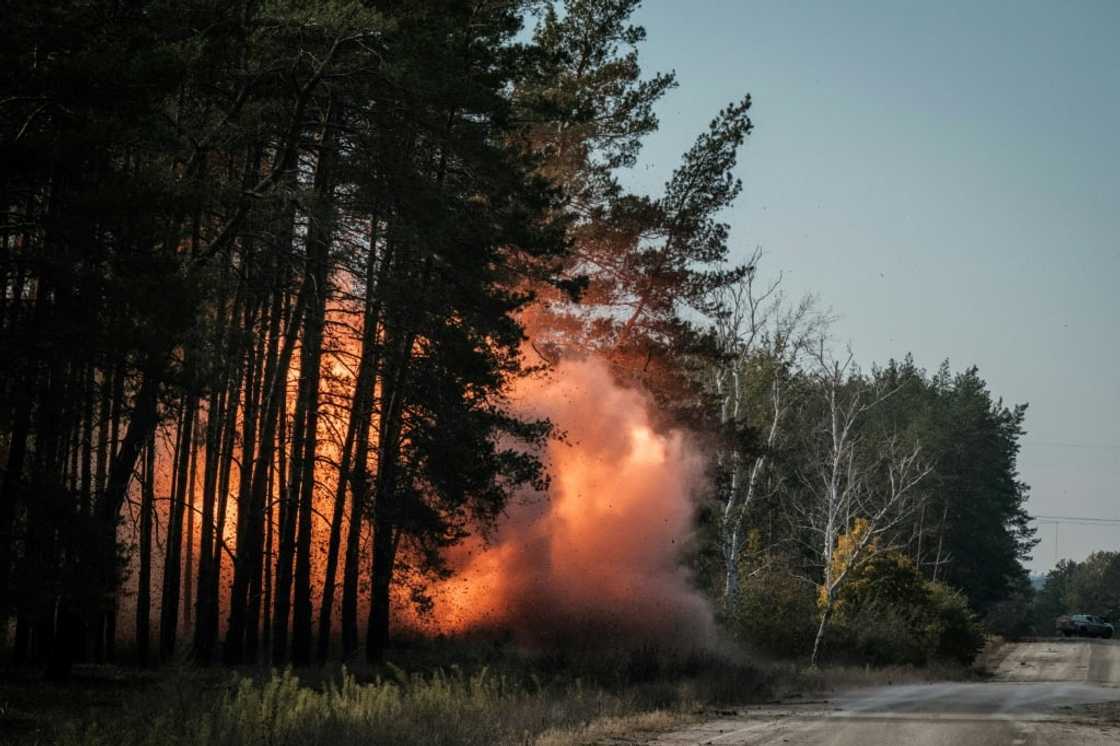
(426, 357, 714, 648)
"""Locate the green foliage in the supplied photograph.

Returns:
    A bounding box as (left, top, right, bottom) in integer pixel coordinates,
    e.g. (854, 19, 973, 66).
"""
(982, 575, 1034, 639)
(732, 545, 984, 666)
(870, 360, 1036, 613)
(717, 508, 994, 669)
(519, 0, 677, 203)
(516, 1, 754, 413)
(1031, 552, 1120, 631)
(831, 606, 931, 666)
(923, 583, 985, 665)
(826, 548, 982, 667)
(729, 356, 1033, 662)
(728, 563, 826, 659)
(1067, 551, 1120, 621)
(823, 585, 983, 668)
(831, 550, 930, 622)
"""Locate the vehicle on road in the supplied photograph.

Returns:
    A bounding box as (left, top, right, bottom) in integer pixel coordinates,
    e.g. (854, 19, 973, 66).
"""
(1056, 613, 1115, 638)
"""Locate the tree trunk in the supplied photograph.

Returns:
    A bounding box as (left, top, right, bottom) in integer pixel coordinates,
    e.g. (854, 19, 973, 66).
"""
(810, 600, 832, 668)
(290, 106, 339, 666)
(365, 334, 411, 663)
(183, 415, 198, 628)
(271, 355, 307, 664)
(0, 377, 31, 626)
(97, 358, 127, 662)
(93, 367, 112, 494)
(79, 365, 94, 516)
(262, 440, 275, 653)
(225, 276, 309, 665)
(363, 248, 428, 663)
(194, 344, 238, 662)
(317, 397, 358, 663)
(723, 527, 741, 602)
(136, 435, 155, 666)
(340, 461, 366, 659)
(97, 353, 166, 664)
(240, 304, 265, 662)
(160, 393, 196, 660)
(341, 233, 395, 660)
(366, 517, 398, 663)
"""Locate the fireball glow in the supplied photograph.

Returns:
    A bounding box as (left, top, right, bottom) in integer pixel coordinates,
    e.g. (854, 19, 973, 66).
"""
(420, 357, 714, 646)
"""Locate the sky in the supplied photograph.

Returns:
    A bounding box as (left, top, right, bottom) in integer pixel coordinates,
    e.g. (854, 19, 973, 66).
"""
(620, 0, 1119, 573)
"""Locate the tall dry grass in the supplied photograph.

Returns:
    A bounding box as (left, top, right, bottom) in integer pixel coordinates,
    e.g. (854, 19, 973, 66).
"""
(26, 641, 974, 745)
(48, 649, 768, 746)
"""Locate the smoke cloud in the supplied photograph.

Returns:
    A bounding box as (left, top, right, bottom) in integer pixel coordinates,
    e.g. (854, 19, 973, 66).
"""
(425, 357, 714, 648)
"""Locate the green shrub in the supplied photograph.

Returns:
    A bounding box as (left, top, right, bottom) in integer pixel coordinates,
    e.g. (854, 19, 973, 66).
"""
(822, 546, 985, 667)
(831, 548, 929, 620)
(830, 605, 929, 666)
(823, 585, 984, 668)
(925, 582, 985, 665)
(728, 568, 819, 658)
(984, 590, 1033, 639)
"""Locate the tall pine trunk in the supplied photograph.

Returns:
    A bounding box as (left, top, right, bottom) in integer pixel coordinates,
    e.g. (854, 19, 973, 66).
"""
(136, 435, 155, 666)
(194, 275, 245, 662)
(160, 393, 197, 660)
(290, 105, 338, 666)
(365, 329, 413, 663)
(225, 274, 309, 665)
(339, 227, 394, 660)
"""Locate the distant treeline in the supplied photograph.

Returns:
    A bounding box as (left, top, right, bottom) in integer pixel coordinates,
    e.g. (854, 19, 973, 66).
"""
(1032, 553, 1120, 629)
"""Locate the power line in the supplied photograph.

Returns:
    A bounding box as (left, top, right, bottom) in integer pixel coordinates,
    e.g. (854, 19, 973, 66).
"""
(1021, 440, 1120, 450)
(1030, 515, 1120, 565)
(1032, 514, 1120, 524)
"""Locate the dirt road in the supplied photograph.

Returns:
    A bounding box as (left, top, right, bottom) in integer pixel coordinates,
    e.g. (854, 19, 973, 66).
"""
(651, 640, 1120, 745)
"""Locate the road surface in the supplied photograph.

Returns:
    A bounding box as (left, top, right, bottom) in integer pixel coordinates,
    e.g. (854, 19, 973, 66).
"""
(652, 639, 1120, 745)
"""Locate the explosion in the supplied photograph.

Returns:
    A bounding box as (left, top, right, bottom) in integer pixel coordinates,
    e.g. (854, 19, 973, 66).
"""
(422, 356, 715, 648)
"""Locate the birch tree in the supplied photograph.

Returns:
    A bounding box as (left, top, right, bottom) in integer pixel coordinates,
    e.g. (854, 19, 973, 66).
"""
(789, 348, 932, 666)
(709, 250, 828, 604)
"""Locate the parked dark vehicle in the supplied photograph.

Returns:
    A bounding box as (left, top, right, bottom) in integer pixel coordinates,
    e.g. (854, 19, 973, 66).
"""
(1056, 613, 1115, 638)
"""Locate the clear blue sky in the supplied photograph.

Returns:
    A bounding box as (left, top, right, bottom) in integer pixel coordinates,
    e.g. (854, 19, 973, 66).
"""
(623, 0, 1120, 573)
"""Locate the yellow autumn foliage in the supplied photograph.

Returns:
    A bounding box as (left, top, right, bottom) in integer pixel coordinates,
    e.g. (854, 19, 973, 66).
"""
(819, 518, 875, 612)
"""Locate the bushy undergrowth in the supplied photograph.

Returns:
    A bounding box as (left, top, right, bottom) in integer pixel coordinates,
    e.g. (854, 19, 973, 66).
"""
(925, 583, 986, 665)
(729, 563, 985, 667)
(829, 606, 930, 666)
(983, 590, 1035, 639)
(728, 568, 820, 659)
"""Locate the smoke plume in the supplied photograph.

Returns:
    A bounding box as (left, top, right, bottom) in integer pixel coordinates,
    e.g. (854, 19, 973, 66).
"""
(425, 357, 714, 648)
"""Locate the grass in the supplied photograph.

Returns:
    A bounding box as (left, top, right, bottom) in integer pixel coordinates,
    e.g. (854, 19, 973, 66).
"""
(536, 709, 696, 746)
(0, 647, 758, 746)
(782, 659, 980, 694)
(0, 639, 980, 745)
(55, 667, 637, 746)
